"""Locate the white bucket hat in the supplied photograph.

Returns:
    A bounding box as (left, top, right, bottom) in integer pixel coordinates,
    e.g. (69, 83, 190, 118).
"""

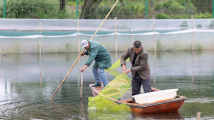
(81, 40, 89, 49)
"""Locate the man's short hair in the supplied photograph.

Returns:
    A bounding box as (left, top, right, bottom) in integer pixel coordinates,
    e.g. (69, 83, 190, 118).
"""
(133, 40, 142, 48)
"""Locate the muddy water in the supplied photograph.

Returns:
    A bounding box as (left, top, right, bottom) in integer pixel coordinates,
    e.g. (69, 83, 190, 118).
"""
(0, 51, 214, 120)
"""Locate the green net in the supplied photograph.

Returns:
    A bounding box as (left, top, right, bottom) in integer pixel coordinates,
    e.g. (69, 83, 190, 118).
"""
(88, 59, 131, 113)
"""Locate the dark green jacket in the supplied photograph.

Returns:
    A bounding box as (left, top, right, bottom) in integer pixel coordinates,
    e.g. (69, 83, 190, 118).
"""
(84, 41, 112, 69)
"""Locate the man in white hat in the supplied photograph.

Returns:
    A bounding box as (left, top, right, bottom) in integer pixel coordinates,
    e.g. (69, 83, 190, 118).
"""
(80, 40, 112, 87)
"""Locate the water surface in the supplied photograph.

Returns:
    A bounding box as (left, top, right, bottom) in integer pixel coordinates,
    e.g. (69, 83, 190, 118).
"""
(0, 51, 214, 120)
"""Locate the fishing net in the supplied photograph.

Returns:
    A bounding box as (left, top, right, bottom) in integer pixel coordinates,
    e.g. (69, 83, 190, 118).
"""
(88, 59, 131, 113)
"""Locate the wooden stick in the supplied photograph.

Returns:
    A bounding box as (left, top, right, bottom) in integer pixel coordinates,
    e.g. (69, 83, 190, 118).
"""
(39, 21, 43, 88)
(114, 17, 118, 56)
(51, 54, 81, 101)
(77, 19, 80, 52)
(191, 17, 195, 83)
(80, 72, 83, 99)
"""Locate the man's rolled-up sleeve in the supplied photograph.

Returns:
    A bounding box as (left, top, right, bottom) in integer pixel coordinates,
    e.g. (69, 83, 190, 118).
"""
(120, 49, 130, 66)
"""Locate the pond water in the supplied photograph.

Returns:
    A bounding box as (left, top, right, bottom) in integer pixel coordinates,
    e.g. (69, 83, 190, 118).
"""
(0, 51, 214, 120)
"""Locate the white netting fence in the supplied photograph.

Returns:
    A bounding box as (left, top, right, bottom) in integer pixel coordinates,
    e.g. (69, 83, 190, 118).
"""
(0, 19, 214, 53)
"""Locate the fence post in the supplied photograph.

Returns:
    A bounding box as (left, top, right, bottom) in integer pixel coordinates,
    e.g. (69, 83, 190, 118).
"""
(3, 0, 7, 18)
(152, 19, 157, 84)
(76, 0, 79, 18)
(145, 0, 149, 18)
(114, 17, 118, 55)
(191, 18, 195, 83)
(212, 0, 214, 18)
(77, 19, 80, 52)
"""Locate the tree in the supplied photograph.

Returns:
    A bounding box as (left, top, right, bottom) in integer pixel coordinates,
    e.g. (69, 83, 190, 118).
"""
(192, 0, 212, 13)
(80, 0, 103, 19)
(60, 0, 66, 11)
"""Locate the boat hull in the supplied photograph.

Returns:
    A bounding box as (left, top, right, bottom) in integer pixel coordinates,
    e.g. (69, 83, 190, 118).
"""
(89, 84, 186, 115)
(127, 97, 185, 115)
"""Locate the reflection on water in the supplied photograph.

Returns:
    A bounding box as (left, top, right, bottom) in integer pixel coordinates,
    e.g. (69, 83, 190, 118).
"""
(0, 51, 214, 120)
(133, 113, 183, 119)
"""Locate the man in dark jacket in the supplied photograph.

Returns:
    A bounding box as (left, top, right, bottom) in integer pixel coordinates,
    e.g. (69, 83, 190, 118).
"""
(120, 40, 152, 96)
(80, 40, 112, 87)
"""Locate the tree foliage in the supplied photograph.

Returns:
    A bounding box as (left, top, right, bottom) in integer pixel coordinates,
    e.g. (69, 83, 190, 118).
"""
(6, 0, 68, 18)
(1, 0, 213, 19)
(80, 0, 103, 19)
(155, 0, 196, 18)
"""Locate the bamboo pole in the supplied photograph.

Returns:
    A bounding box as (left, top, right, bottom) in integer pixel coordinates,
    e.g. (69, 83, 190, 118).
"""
(50, 0, 119, 101)
(2, 54, 8, 94)
(77, 19, 80, 52)
(80, 92, 86, 120)
(80, 72, 83, 99)
(39, 21, 43, 88)
(152, 19, 157, 85)
(191, 17, 195, 83)
(114, 17, 118, 57)
(51, 54, 81, 101)
(76, 17, 81, 86)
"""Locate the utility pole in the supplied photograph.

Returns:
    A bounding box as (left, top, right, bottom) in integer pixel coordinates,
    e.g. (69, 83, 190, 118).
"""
(3, 0, 7, 18)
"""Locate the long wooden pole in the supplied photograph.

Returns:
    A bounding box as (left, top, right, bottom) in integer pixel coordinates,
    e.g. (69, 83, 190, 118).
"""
(51, 0, 119, 101)
(114, 17, 118, 57)
(80, 72, 83, 99)
(39, 21, 43, 88)
(191, 18, 195, 83)
(51, 54, 81, 101)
